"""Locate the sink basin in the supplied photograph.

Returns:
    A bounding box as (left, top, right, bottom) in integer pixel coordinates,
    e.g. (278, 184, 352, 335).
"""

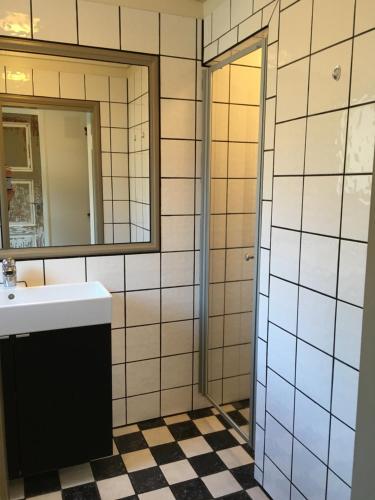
(0, 281, 112, 336)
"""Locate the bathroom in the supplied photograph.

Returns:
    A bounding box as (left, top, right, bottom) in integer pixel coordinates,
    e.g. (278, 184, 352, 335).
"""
(0, 0, 374, 499)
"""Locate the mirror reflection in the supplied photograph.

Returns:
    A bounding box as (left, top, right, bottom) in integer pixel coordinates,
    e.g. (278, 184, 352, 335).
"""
(0, 51, 152, 250)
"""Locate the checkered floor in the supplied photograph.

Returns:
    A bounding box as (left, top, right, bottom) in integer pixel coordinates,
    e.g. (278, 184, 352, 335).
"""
(9, 406, 269, 500)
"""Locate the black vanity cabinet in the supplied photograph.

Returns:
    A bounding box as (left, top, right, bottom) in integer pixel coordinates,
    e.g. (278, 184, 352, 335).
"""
(0, 324, 112, 478)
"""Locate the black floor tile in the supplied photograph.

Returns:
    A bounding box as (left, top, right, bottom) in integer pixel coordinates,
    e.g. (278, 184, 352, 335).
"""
(171, 477, 213, 500)
(242, 444, 254, 457)
(189, 452, 227, 477)
(114, 431, 148, 454)
(232, 400, 249, 410)
(90, 455, 126, 481)
(220, 491, 250, 499)
(24, 470, 61, 497)
(129, 465, 167, 494)
(188, 408, 213, 419)
(138, 417, 166, 430)
(169, 420, 201, 441)
(231, 464, 257, 490)
(205, 430, 239, 451)
(62, 482, 100, 500)
(216, 414, 231, 429)
(150, 442, 186, 465)
(227, 410, 249, 427)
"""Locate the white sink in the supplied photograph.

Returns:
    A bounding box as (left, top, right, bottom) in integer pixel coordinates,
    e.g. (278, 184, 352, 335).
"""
(0, 281, 112, 337)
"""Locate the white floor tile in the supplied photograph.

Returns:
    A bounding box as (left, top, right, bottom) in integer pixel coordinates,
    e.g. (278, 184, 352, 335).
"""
(194, 415, 225, 434)
(113, 424, 139, 437)
(161, 459, 198, 485)
(217, 446, 254, 469)
(122, 448, 157, 472)
(138, 487, 175, 500)
(247, 486, 271, 499)
(163, 413, 190, 425)
(97, 474, 135, 500)
(59, 463, 94, 489)
(9, 479, 24, 500)
(178, 436, 213, 457)
(202, 470, 242, 498)
(142, 426, 174, 447)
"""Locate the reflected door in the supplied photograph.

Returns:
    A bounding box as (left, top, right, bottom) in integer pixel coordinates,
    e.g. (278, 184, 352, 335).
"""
(203, 46, 264, 441)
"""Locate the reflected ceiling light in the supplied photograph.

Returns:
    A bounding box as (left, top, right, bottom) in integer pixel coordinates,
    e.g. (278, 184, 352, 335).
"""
(7, 71, 30, 82)
(0, 12, 39, 37)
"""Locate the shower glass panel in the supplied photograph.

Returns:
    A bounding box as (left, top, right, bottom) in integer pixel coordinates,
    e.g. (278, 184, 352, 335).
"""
(202, 45, 264, 442)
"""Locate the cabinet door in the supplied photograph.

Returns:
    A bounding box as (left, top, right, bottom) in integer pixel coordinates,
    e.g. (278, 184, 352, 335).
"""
(14, 325, 112, 476)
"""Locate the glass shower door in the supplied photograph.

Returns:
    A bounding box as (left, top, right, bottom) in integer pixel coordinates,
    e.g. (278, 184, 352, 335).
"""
(202, 45, 264, 442)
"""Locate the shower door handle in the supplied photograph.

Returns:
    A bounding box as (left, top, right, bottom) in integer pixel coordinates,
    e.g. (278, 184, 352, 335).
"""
(244, 254, 254, 262)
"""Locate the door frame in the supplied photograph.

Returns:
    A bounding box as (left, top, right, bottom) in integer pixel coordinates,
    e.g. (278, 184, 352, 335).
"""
(199, 36, 268, 446)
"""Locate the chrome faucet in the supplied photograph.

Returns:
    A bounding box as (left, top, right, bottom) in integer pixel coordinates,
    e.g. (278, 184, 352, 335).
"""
(2, 258, 17, 288)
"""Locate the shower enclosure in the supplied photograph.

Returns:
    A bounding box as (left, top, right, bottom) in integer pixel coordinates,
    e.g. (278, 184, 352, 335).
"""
(200, 40, 266, 445)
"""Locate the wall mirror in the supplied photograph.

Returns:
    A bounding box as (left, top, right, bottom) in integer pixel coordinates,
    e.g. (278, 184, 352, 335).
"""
(0, 39, 160, 258)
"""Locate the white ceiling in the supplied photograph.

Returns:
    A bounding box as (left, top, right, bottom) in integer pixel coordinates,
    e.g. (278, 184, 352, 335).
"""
(88, 0, 206, 18)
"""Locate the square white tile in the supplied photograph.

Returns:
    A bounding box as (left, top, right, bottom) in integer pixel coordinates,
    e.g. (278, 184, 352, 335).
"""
(270, 227, 300, 282)
(338, 240, 367, 307)
(294, 390, 330, 462)
(332, 360, 359, 428)
(305, 110, 347, 174)
(327, 471, 351, 500)
(217, 446, 253, 469)
(162, 319, 193, 356)
(351, 31, 375, 105)
(122, 448, 156, 473)
(308, 40, 352, 115)
(300, 233, 339, 296)
(161, 179, 195, 215)
(161, 353, 192, 389)
(292, 439, 327, 500)
(355, 0, 375, 34)
(126, 324, 160, 362)
(161, 251, 194, 287)
(272, 176, 303, 230)
(59, 463, 94, 489)
(161, 99, 196, 139)
(231, 0, 253, 27)
(278, 0, 313, 66)
(126, 358, 160, 397)
(178, 436, 213, 458)
(277, 58, 309, 122)
(127, 392, 160, 424)
(203, 470, 242, 498)
(296, 340, 333, 410)
(126, 289, 160, 327)
(302, 175, 343, 236)
(312, 0, 355, 52)
(263, 456, 291, 500)
(160, 14, 196, 59)
(335, 301, 363, 370)
(161, 57, 196, 100)
(269, 276, 298, 335)
(97, 475, 135, 500)
(266, 369, 295, 432)
(44, 258, 85, 285)
(341, 174, 372, 241)
(86, 255, 124, 292)
(161, 286, 194, 322)
(78, 0, 119, 49)
(268, 323, 296, 384)
(32, 0, 77, 43)
(329, 417, 355, 485)
(274, 118, 306, 175)
(125, 254, 160, 290)
(121, 7, 159, 54)
(345, 103, 375, 174)
(298, 287, 335, 354)
(265, 413, 293, 478)
(161, 385, 192, 416)
(161, 216, 195, 251)
(161, 459, 197, 485)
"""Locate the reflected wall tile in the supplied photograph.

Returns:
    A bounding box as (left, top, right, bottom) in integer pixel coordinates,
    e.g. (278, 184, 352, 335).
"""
(278, 0, 312, 67)
(78, 0, 119, 49)
(6, 65, 32, 95)
(32, 0, 77, 43)
(312, 0, 355, 52)
(0, 0, 31, 38)
(120, 7, 159, 54)
(160, 14, 196, 59)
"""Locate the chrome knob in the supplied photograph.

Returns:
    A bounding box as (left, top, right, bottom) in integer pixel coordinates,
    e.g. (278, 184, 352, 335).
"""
(244, 253, 254, 262)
